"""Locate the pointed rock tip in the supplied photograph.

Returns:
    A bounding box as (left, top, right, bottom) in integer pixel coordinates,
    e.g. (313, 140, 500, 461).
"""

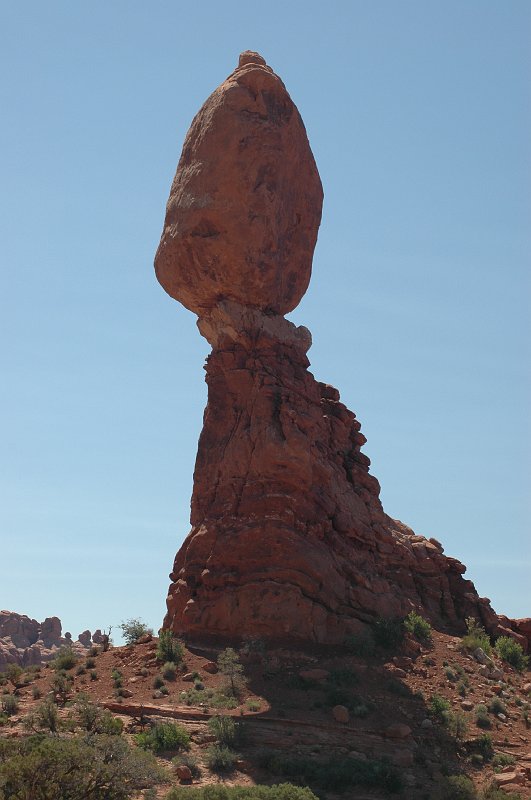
(238, 50, 267, 68)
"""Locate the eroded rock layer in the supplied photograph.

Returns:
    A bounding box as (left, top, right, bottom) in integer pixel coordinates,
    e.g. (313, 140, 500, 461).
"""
(159, 53, 528, 648)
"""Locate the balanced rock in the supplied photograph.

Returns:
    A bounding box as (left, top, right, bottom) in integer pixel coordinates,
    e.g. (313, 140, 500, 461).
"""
(155, 50, 323, 316)
(157, 53, 529, 650)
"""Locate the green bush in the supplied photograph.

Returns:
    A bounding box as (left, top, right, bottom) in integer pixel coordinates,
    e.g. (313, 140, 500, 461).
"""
(404, 611, 432, 644)
(152, 675, 165, 689)
(172, 752, 202, 779)
(162, 661, 177, 681)
(136, 722, 190, 753)
(0, 733, 165, 799)
(438, 774, 477, 799)
(488, 697, 506, 716)
(429, 694, 451, 721)
(327, 668, 358, 687)
(165, 785, 319, 800)
(156, 630, 184, 664)
(372, 617, 404, 650)
(443, 710, 468, 741)
(344, 630, 376, 657)
(119, 618, 153, 645)
(32, 685, 42, 700)
(75, 695, 123, 735)
(470, 733, 494, 761)
(208, 715, 240, 747)
(491, 753, 515, 769)
(25, 699, 60, 733)
(475, 704, 491, 729)
(495, 636, 529, 671)
(52, 646, 78, 671)
(255, 750, 402, 793)
(461, 619, 491, 655)
(218, 648, 245, 697)
(0, 712, 8, 726)
(205, 744, 238, 772)
(86, 657, 96, 669)
(481, 783, 523, 799)
(1, 694, 19, 716)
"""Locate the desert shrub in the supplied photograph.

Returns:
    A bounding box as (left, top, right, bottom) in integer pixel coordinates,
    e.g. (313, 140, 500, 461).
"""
(429, 694, 451, 721)
(152, 675, 165, 689)
(74, 695, 121, 735)
(208, 715, 241, 747)
(218, 648, 245, 697)
(327, 668, 358, 687)
(0, 733, 165, 799)
(205, 744, 238, 772)
(445, 667, 458, 682)
(256, 750, 402, 793)
(461, 619, 491, 655)
(156, 630, 184, 664)
(4, 664, 23, 688)
(172, 752, 202, 779)
(90, 670, 98, 681)
(247, 699, 261, 711)
(51, 670, 73, 704)
(119, 618, 153, 645)
(0, 712, 8, 726)
(1, 694, 19, 716)
(88, 646, 99, 657)
(495, 636, 529, 672)
(481, 784, 522, 799)
(165, 785, 319, 800)
(475, 704, 491, 729)
(404, 611, 432, 644)
(491, 752, 515, 769)
(345, 629, 376, 657)
(444, 710, 468, 741)
(469, 733, 494, 761)
(162, 661, 177, 681)
(136, 721, 190, 753)
(25, 699, 60, 733)
(438, 774, 477, 800)
(32, 684, 42, 700)
(52, 646, 78, 671)
(372, 617, 404, 650)
(488, 697, 506, 715)
(86, 657, 96, 669)
(180, 686, 238, 710)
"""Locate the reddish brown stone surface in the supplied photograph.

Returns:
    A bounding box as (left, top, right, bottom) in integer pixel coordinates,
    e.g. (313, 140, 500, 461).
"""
(155, 51, 323, 316)
(158, 53, 527, 648)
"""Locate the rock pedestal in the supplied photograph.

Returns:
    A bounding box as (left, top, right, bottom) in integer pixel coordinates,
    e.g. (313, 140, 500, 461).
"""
(157, 53, 525, 647)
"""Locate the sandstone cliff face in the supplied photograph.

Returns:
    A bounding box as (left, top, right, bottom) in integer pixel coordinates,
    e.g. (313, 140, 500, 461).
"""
(157, 53, 527, 648)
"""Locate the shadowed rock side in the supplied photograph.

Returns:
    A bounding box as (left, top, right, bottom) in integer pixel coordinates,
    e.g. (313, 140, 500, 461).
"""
(158, 53, 528, 649)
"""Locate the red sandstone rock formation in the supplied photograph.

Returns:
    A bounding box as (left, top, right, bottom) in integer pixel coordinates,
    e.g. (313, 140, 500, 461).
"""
(157, 53, 528, 648)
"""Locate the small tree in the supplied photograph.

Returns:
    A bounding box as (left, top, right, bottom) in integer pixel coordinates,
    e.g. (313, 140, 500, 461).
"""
(4, 664, 24, 692)
(119, 619, 153, 646)
(218, 648, 245, 698)
(156, 630, 183, 664)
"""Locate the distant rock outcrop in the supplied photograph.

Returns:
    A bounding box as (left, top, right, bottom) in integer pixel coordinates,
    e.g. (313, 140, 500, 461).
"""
(157, 53, 529, 650)
(0, 611, 99, 669)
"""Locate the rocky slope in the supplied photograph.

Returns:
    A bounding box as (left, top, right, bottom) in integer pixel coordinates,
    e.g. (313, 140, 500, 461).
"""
(1, 630, 530, 797)
(155, 51, 528, 650)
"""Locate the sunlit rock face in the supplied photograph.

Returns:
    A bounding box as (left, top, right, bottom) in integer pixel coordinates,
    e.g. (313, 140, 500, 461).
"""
(155, 51, 323, 316)
(157, 53, 523, 649)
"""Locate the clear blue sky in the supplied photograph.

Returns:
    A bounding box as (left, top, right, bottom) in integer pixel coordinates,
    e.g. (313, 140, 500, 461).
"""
(1, 1, 529, 643)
